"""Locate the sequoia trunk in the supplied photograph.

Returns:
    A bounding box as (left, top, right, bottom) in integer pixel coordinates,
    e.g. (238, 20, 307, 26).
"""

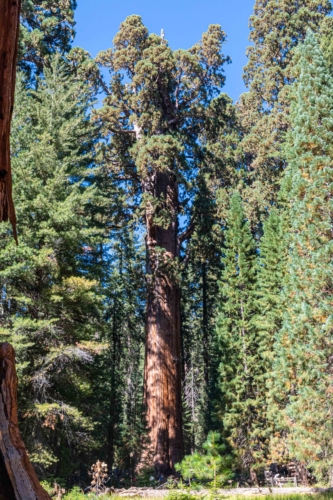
(143, 172, 184, 474)
(0, 343, 51, 500)
(0, 0, 20, 241)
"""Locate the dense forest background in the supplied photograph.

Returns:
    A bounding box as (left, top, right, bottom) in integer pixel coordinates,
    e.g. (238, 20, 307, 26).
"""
(2, 0, 333, 489)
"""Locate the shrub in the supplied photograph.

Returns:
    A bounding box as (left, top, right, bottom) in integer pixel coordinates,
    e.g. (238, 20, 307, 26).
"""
(175, 431, 233, 489)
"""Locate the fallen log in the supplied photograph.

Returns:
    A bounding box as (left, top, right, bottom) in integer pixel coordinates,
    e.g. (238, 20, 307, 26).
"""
(0, 343, 51, 500)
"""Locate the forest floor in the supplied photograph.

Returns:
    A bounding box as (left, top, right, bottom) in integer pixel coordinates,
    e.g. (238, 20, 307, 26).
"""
(110, 487, 333, 498)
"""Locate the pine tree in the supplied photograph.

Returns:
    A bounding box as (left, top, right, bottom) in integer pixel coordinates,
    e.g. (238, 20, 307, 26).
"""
(244, 208, 286, 466)
(216, 194, 261, 471)
(20, 0, 77, 77)
(319, 16, 333, 74)
(175, 431, 232, 489)
(239, 0, 331, 225)
(19, 0, 102, 100)
(180, 177, 224, 454)
(179, 93, 243, 454)
(271, 33, 333, 483)
(0, 57, 104, 478)
(256, 209, 285, 380)
(89, 229, 146, 480)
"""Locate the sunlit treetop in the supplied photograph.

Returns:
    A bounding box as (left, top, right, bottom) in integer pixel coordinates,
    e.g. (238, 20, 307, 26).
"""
(20, 0, 77, 77)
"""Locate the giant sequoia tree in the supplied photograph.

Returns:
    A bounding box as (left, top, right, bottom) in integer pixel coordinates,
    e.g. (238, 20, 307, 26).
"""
(96, 15, 230, 473)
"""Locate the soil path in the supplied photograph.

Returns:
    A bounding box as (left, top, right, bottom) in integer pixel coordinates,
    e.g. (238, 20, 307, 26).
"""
(112, 487, 333, 497)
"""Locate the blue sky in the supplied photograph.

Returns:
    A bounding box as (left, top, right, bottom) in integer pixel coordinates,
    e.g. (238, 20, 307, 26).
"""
(74, 0, 255, 102)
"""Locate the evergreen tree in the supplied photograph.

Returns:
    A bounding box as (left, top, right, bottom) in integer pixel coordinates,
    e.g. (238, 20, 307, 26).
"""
(96, 15, 230, 472)
(180, 178, 223, 454)
(175, 431, 233, 489)
(89, 230, 146, 481)
(0, 57, 103, 478)
(319, 16, 333, 74)
(20, 0, 77, 77)
(245, 208, 286, 466)
(239, 0, 331, 225)
(19, 0, 103, 99)
(216, 194, 261, 471)
(180, 96, 243, 453)
(256, 209, 285, 380)
(271, 33, 333, 483)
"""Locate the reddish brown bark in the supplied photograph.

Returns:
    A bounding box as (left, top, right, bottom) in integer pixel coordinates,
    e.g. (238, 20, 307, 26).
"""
(0, 343, 51, 500)
(0, 0, 20, 242)
(143, 172, 184, 474)
(0, 3, 50, 498)
(296, 462, 309, 486)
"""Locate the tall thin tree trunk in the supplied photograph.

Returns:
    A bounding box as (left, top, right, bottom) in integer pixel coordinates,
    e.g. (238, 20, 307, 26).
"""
(143, 172, 184, 474)
(296, 461, 309, 486)
(107, 303, 119, 474)
(202, 262, 209, 387)
(0, 0, 19, 242)
(0, 344, 51, 500)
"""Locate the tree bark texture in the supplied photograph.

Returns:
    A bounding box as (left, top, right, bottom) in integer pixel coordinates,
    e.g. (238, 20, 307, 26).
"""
(107, 305, 120, 474)
(0, 343, 51, 500)
(143, 172, 184, 474)
(0, 0, 20, 242)
(296, 462, 309, 487)
(202, 262, 209, 387)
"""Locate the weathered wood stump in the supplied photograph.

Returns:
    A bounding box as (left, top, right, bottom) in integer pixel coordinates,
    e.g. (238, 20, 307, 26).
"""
(0, 343, 51, 500)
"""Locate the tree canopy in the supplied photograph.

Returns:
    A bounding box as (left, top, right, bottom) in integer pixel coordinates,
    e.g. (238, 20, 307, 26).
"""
(2, 0, 333, 492)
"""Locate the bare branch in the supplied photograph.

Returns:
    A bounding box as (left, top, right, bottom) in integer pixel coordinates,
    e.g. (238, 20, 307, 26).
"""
(98, 77, 111, 96)
(109, 127, 136, 136)
(178, 221, 196, 246)
(168, 117, 179, 126)
(182, 244, 192, 269)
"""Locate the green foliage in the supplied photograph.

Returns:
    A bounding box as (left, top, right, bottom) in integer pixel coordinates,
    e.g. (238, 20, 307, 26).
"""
(63, 488, 86, 500)
(95, 14, 231, 282)
(7, 0, 333, 487)
(181, 180, 224, 452)
(20, 0, 77, 76)
(134, 467, 158, 487)
(176, 453, 204, 486)
(0, 56, 104, 477)
(320, 16, 333, 75)
(87, 231, 145, 478)
(239, 0, 331, 226)
(176, 432, 233, 489)
(270, 33, 333, 481)
(256, 209, 285, 352)
(215, 194, 263, 469)
(40, 481, 55, 496)
(166, 493, 198, 500)
(247, 208, 286, 465)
